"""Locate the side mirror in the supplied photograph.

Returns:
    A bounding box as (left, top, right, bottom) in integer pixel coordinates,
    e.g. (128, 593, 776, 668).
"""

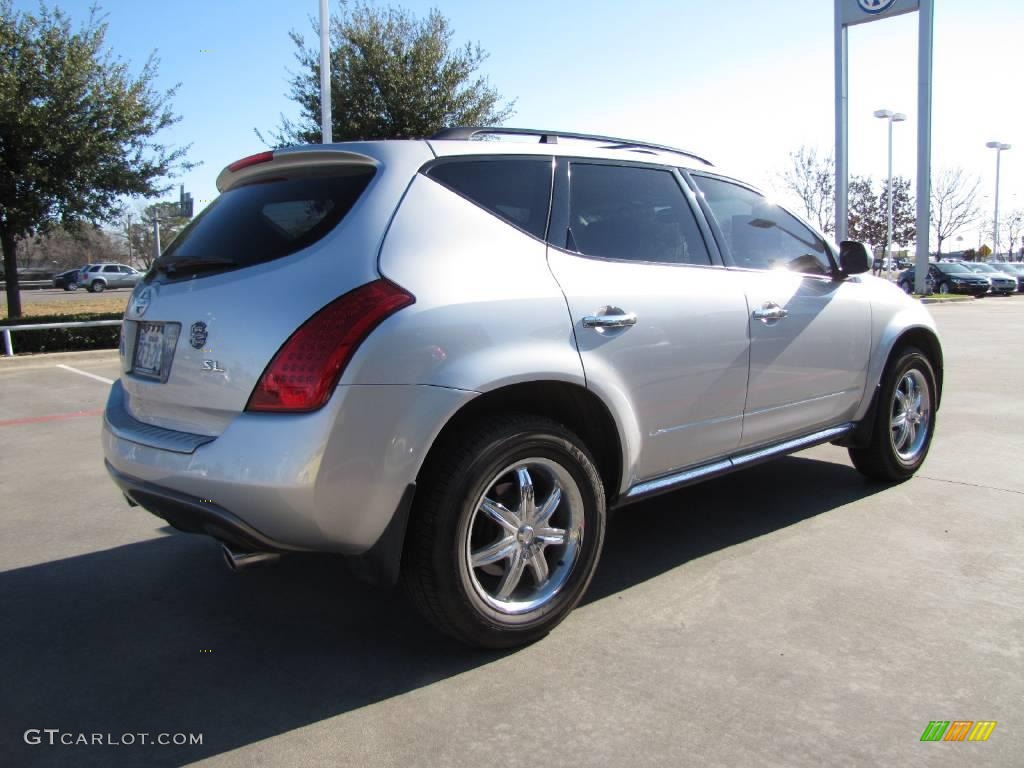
(839, 241, 871, 275)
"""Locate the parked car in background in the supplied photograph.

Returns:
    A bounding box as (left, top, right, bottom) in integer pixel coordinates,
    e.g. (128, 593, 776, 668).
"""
(77, 263, 144, 293)
(960, 263, 1018, 295)
(898, 262, 988, 296)
(994, 263, 1024, 292)
(102, 127, 944, 648)
(53, 267, 87, 291)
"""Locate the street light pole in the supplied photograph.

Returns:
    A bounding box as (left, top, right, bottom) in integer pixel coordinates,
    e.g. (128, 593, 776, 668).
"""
(986, 141, 1011, 259)
(874, 109, 906, 281)
(319, 0, 332, 144)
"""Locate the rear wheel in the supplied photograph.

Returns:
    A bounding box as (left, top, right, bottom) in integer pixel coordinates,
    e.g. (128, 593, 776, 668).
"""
(899, 281, 912, 294)
(403, 414, 606, 648)
(89, 280, 105, 293)
(849, 347, 936, 482)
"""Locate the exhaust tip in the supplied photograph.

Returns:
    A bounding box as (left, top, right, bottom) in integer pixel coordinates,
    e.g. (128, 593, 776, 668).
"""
(221, 544, 280, 572)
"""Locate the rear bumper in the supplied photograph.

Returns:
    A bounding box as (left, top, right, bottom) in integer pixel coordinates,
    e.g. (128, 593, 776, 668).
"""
(102, 379, 475, 554)
(106, 461, 303, 552)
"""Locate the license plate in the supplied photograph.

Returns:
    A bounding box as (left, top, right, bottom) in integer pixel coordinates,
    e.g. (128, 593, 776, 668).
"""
(133, 323, 166, 379)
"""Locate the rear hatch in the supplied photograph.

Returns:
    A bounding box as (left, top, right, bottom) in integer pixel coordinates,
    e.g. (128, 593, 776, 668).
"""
(118, 143, 430, 436)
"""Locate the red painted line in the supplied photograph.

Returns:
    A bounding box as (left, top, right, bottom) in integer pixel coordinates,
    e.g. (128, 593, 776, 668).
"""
(0, 408, 104, 427)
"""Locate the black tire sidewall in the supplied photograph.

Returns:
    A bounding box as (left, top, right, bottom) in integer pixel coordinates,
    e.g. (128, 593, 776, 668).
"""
(427, 421, 605, 646)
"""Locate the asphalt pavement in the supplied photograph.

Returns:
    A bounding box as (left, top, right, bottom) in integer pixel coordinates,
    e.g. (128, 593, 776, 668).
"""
(0, 299, 1021, 767)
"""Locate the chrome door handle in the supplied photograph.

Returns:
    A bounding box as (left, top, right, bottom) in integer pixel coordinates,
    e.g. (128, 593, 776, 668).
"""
(582, 311, 638, 329)
(752, 302, 788, 322)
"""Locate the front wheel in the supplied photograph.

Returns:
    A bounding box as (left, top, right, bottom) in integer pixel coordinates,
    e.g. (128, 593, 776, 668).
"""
(849, 347, 937, 482)
(899, 281, 912, 294)
(65, 282, 78, 291)
(937, 282, 950, 295)
(402, 414, 606, 648)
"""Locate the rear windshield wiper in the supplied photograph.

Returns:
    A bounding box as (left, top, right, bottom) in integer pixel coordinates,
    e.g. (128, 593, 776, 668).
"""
(154, 257, 238, 276)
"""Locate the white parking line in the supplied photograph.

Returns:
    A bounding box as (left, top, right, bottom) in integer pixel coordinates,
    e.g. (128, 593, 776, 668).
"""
(56, 364, 114, 385)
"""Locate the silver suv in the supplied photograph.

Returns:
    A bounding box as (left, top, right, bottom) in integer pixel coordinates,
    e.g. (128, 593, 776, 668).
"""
(102, 128, 943, 648)
(79, 263, 144, 292)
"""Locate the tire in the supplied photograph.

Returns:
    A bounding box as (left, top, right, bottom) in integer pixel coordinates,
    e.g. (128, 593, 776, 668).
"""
(937, 282, 950, 295)
(89, 280, 105, 293)
(66, 282, 78, 291)
(849, 347, 937, 482)
(898, 281, 912, 294)
(402, 413, 606, 649)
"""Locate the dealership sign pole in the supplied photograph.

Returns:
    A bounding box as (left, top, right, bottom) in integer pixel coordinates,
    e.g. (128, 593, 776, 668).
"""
(835, 0, 934, 294)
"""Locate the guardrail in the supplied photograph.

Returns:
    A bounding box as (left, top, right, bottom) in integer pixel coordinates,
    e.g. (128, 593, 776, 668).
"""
(0, 280, 57, 290)
(2, 319, 122, 357)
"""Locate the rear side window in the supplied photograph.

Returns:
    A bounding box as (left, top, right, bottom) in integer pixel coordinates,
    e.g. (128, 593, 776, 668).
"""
(568, 163, 711, 265)
(426, 158, 553, 239)
(157, 167, 375, 271)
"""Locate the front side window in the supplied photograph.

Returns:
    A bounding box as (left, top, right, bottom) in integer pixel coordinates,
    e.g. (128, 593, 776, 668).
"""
(567, 163, 711, 265)
(692, 175, 832, 275)
(426, 158, 553, 240)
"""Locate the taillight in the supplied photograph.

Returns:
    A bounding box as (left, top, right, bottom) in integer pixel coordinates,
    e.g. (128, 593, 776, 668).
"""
(228, 151, 274, 173)
(246, 279, 415, 412)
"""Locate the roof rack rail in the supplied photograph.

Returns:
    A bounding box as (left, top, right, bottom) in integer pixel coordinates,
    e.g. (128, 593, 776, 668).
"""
(429, 126, 713, 167)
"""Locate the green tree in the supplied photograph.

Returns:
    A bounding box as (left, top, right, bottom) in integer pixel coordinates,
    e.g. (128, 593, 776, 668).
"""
(264, 2, 514, 146)
(0, 2, 193, 317)
(879, 176, 916, 248)
(847, 176, 884, 246)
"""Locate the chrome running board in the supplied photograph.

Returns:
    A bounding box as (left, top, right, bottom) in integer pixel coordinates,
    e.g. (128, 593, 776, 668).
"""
(620, 423, 854, 505)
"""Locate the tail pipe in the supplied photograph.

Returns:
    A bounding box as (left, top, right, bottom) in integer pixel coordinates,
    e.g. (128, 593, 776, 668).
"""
(221, 544, 281, 571)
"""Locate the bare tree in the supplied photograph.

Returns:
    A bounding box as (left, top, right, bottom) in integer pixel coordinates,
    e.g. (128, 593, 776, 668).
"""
(930, 167, 980, 255)
(1001, 209, 1024, 261)
(779, 146, 835, 235)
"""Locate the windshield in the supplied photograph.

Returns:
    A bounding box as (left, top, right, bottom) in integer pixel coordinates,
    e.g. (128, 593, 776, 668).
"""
(937, 263, 972, 274)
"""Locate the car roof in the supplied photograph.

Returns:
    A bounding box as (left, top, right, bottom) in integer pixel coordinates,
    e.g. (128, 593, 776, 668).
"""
(226, 127, 723, 191)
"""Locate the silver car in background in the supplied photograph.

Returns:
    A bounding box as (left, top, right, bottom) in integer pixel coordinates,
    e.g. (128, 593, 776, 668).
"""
(78, 263, 144, 292)
(102, 128, 943, 648)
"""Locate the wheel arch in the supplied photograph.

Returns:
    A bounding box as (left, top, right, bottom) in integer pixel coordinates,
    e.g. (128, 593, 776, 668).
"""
(418, 380, 626, 507)
(845, 323, 943, 450)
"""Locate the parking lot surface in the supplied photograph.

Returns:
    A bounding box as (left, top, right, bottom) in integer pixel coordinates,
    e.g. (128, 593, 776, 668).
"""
(0, 300, 1021, 767)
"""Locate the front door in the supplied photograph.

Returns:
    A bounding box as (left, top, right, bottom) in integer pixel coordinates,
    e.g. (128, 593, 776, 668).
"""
(688, 173, 871, 447)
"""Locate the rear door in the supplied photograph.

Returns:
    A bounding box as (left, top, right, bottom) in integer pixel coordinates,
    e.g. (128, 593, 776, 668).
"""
(689, 173, 871, 447)
(546, 160, 750, 482)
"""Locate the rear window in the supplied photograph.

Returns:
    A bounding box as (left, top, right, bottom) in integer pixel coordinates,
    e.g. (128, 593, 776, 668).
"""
(425, 158, 553, 239)
(156, 167, 375, 272)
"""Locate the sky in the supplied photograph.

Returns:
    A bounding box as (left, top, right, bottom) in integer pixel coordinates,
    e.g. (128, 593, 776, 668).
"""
(13, 0, 1024, 252)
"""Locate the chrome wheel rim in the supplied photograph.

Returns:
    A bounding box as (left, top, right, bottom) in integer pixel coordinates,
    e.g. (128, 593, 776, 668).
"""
(464, 458, 584, 616)
(890, 369, 930, 462)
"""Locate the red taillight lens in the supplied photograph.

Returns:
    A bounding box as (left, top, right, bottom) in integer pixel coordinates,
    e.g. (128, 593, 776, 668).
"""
(246, 279, 415, 413)
(228, 151, 274, 173)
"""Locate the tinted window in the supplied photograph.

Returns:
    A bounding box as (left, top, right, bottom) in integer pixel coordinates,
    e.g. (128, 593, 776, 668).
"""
(567, 163, 711, 265)
(103, 265, 119, 273)
(427, 158, 552, 239)
(693, 176, 832, 275)
(157, 166, 375, 271)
